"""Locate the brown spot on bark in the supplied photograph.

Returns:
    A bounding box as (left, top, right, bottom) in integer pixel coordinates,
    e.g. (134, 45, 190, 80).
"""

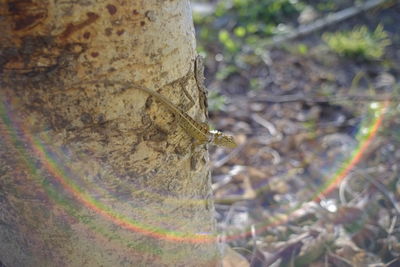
(132, 10, 139, 15)
(140, 21, 145, 26)
(83, 32, 91, 39)
(97, 114, 105, 124)
(91, 52, 99, 58)
(116, 29, 125, 36)
(106, 4, 117, 15)
(80, 113, 93, 124)
(105, 28, 112, 36)
(60, 12, 100, 40)
(145, 10, 156, 22)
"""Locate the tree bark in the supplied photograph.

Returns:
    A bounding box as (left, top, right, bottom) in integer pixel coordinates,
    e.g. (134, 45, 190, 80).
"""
(0, 1, 219, 266)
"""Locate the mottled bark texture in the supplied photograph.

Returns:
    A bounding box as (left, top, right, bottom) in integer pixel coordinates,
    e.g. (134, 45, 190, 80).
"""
(0, 1, 219, 266)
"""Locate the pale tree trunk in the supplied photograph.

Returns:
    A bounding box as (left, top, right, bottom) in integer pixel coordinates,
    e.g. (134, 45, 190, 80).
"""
(0, 1, 219, 266)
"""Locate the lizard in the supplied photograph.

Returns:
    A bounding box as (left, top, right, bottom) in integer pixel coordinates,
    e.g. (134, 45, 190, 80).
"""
(133, 84, 237, 148)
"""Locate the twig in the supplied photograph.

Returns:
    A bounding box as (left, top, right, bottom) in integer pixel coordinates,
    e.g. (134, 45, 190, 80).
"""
(251, 114, 278, 136)
(270, 0, 396, 45)
(245, 93, 399, 103)
(362, 173, 400, 216)
(212, 144, 244, 169)
(344, 169, 400, 216)
(388, 215, 397, 235)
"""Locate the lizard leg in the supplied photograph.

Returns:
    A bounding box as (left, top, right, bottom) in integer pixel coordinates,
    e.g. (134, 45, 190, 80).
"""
(195, 55, 209, 119)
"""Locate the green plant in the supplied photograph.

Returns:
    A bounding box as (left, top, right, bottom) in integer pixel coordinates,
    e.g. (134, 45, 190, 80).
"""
(194, 0, 304, 59)
(192, 0, 304, 88)
(215, 65, 238, 81)
(296, 43, 309, 55)
(208, 90, 227, 112)
(219, 30, 239, 52)
(322, 25, 391, 61)
(217, 0, 303, 37)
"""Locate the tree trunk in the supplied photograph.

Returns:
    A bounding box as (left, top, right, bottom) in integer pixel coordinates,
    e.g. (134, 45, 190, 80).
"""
(0, 1, 219, 266)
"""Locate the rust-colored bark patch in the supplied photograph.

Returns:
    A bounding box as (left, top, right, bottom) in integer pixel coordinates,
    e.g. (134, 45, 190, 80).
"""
(14, 13, 46, 31)
(91, 52, 99, 58)
(60, 12, 99, 40)
(1, 36, 64, 73)
(140, 21, 145, 26)
(6, 0, 48, 31)
(106, 4, 117, 15)
(132, 10, 139, 15)
(116, 29, 124, 36)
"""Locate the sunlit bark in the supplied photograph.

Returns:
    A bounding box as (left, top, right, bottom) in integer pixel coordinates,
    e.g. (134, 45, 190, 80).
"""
(0, 0, 219, 266)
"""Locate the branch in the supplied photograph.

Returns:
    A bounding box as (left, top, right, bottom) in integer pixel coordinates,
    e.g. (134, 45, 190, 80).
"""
(270, 0, 396, 45)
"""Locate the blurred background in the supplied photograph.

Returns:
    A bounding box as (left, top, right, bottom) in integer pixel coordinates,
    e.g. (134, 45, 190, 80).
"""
(192, 0, 400, 265)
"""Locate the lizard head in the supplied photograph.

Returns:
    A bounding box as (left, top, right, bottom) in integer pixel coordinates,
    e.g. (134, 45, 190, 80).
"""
(210, 130, 237, 148)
